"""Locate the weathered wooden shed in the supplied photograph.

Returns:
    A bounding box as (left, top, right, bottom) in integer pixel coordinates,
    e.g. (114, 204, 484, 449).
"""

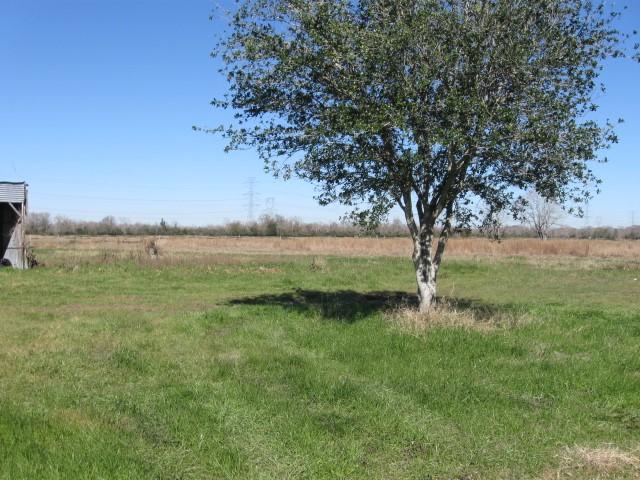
(0, 182, 28, 269)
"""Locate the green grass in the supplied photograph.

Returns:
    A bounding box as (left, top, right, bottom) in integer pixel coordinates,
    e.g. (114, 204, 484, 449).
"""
(1, 254, 639, 479)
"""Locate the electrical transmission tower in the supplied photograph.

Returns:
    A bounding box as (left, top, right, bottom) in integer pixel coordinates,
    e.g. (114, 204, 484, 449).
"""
(584, 202, 590, 227)
(243, 177, 260, 221)
(264, 197, 275, 216)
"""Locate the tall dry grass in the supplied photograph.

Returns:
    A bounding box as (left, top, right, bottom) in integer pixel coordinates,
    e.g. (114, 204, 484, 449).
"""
(29, 235, 640, 260)
(387, 301, 529, 333)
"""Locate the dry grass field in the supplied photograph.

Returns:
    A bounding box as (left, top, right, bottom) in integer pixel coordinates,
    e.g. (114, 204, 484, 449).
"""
(28, 234, 640, 260)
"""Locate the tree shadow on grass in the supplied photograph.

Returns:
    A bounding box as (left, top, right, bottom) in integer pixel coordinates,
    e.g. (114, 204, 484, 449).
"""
(229, 289, 415, 323)
(228, 289, 517, 324)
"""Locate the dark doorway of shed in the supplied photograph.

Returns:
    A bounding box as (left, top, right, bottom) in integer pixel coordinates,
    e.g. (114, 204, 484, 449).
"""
(0, 203, 20, 265)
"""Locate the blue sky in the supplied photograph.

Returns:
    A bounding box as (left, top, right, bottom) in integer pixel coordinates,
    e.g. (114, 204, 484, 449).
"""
(1, 0, 638, 227)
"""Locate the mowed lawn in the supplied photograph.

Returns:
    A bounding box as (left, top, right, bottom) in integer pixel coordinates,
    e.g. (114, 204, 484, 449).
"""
(1, 253, 639, 479)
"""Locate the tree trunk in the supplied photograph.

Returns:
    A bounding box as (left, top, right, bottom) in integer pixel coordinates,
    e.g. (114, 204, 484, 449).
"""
(413, 237, 437, 313)
(399, 193, 451, 314)
(416, 264, 437, 312)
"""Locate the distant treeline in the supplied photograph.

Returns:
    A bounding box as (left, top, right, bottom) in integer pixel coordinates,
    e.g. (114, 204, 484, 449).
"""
(25, 212, 640, 240)
(26, 213, 408, 237)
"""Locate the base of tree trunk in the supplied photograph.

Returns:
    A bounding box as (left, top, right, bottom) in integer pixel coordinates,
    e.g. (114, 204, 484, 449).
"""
(417, 279, 437, 313)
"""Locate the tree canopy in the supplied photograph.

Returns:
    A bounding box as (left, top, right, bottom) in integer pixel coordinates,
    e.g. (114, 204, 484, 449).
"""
(208, 0, 637, 310)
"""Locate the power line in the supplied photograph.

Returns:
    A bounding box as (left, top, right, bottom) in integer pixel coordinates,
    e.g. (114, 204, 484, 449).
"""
(23, 177, 238, 192)
(35, 193, 244, 204)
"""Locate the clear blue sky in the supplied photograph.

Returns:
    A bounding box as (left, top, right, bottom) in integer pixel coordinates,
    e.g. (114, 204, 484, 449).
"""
(1, 0, 638, 227)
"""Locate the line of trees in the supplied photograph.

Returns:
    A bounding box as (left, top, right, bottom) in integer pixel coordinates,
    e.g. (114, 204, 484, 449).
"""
(25, 212, 640, 240)
(25, 213, 408, 237)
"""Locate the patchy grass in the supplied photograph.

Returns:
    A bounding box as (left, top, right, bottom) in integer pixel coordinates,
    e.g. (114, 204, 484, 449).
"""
(0, 252, 639, 479)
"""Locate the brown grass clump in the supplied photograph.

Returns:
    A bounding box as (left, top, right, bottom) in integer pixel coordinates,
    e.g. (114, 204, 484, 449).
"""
(387, 300, 527, 334)
(309, 256, 328, 271)
(142, 237, 161, 258)
(542, 445, 640, 479)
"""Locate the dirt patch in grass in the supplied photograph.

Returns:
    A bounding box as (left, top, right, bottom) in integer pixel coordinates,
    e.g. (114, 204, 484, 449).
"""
(216, 350, 245, 365)
(54, 408, 101, 430)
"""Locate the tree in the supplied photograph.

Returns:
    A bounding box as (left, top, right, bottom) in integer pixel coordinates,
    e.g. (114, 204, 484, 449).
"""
(25, 212, 51, 235)
(522, 191, 562, 240)
(208, 0, 636, 311)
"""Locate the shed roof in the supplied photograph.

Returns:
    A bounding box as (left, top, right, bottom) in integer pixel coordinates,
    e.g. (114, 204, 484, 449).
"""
(0, 182, 27, 203)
